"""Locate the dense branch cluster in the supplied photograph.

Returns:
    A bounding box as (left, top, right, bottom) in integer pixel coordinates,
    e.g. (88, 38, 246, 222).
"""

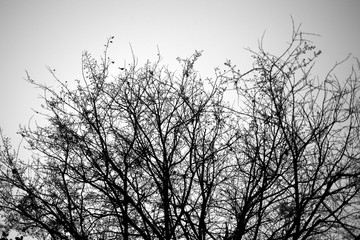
(1, 28, 360, 240)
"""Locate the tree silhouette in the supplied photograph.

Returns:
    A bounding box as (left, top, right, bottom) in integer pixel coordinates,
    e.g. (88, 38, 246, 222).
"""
(0, 26, 360, 240)
(220, 27, 360, 240)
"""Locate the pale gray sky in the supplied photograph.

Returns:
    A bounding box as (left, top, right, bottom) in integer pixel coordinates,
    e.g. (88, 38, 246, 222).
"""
(1, 0, 360, 144)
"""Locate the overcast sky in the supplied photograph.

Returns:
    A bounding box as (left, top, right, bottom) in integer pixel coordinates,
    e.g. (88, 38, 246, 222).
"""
(1, 0, 360, 144)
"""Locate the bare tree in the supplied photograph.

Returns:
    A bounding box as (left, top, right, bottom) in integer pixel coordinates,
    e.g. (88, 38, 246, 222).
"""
(0, 25, 359, 240)
(0, 39, 238, 240)
(221, 25, 360, 239)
